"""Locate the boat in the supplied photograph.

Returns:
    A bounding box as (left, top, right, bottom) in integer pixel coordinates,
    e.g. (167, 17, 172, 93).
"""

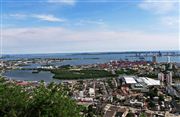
(32, 70, 39, 73)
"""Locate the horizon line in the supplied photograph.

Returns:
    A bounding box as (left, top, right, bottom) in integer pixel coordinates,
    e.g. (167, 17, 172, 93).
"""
(2, 50, 180, 55)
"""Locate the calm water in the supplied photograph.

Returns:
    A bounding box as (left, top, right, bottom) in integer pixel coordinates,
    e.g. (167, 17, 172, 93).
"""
(3, 52, 180, 62)
(2, 52, 180, 82)
(3, 70, 61, 83)
(3, 53, 180, 69)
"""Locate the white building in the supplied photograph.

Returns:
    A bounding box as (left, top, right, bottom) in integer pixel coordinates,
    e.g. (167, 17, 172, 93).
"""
(139, 77, 160, 86)
(0, 61, 3, 67)
(158, 73, 164, 85)
(89, 88, 95, 97)
(120, 76, 137, 84)
(119, 76, 160, 87)
(167, 56, 171, 63)
(79, 91, 84, 98)
(158, 73, 164, 81)
(166, 72, 172, 85)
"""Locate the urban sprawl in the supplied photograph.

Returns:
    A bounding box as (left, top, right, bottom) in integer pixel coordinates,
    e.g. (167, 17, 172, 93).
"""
(0, 55, 180, 117)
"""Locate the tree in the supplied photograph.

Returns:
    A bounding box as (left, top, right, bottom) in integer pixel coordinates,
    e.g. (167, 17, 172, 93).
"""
(140, 112, 147, 117)
(159, 95, 164, 101)
(148, 101, 155, 109)
(0, 79, 82, 117)
(127, 113, 134, 117)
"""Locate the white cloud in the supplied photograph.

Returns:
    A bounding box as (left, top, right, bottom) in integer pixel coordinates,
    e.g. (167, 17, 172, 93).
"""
(8, 14, 65, 22)
(32, 14, 65, 22)
(76, 19, 104, 25)
(139, 0, 179, 29)
(74, 19, 107, 27)
(2, 27, 179, 54)
(9, 14, 27, 19)
(138, 0, 178, 14)
(47, 0, 76, 5)
(160, 16, 180, 27)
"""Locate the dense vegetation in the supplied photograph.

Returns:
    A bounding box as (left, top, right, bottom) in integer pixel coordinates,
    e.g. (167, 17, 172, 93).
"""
(51, 69, 117, 79)
(138, 73, 158, 78)
(0, 77, 82, 117)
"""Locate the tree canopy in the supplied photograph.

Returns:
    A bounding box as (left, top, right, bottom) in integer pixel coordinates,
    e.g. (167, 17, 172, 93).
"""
(0, 78, 82, 117)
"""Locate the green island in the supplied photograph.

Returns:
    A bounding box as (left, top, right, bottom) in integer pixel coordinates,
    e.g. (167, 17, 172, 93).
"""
(51, 69, 117, 79)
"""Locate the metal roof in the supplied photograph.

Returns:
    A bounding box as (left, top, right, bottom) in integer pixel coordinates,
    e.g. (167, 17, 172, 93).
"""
(140, 77, 160, 86)
(123, 76, 137, 84)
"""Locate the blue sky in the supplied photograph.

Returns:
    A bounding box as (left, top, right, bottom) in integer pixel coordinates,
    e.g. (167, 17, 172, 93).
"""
(1, 0, 180, 54)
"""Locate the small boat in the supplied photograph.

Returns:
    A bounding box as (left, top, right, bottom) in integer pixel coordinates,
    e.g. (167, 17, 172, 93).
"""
(32, 70, 39, 73)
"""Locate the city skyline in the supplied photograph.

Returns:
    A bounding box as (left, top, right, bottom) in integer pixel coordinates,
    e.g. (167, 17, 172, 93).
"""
(1, 0, 180, 54)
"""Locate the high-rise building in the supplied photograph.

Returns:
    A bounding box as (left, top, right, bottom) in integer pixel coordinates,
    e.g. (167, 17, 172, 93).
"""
(168, 63, 173, 70)
(158, 73, 164, 85)
(166, 72, 172, 85)
(158, 72, 164, 81)
(161, 65, 166, 71)
(167, 56, 171, 63)
(0, 60, 3, 67)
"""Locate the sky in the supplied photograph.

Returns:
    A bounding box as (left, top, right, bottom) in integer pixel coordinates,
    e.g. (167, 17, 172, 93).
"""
(1, 0, 180, 54)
